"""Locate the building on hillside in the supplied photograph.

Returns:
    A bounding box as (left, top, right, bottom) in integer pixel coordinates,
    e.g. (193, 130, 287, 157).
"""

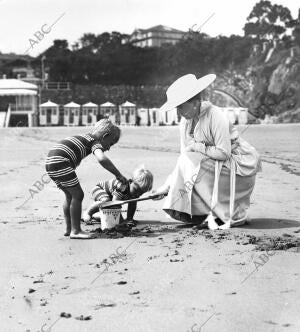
(39, 100, 59, 126)
(128, 25, 185, 48)
(120, 101, 136, 125)
(100, 102, 119, 124)
(0, 78, 38, 127)
(64, 101, 81, 126)
(4, 58, 42, 86)
(82, 102, 97, 126)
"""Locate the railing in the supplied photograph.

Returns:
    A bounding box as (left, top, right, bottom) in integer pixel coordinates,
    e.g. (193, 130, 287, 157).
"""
(43, 82, 70, 90)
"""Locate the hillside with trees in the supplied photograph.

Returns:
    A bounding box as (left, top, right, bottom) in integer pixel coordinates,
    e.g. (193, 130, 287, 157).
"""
(0, 1, 299, 121)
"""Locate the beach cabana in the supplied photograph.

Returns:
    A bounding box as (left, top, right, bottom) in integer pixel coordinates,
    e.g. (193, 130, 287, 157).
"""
(164, 108, 179, 125)
(39, 100, 59, 126)
(237, 108, 248, 125)
(221, 107, 248, 125)
(221, 107, 237, 125)
(119, 101, 136, 125)
(149, 108, 162, 126)
(100, 101, 118, 124)
(137, 108, 150, 126)
(0, 78, 38, 127)
(227, 108, 237, 124)
(64, 101, 81, 126)
(82, 102, 97, 126)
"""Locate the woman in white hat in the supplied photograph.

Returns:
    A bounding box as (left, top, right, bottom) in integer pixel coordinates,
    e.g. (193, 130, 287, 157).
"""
(155, 74, 261, 229)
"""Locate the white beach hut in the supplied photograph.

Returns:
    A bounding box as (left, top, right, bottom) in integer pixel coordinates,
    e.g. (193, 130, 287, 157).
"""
(64, 101, 81, 126)
(82, 102, 97, 126)
(100, 101, 118, 124)
(165, 108, 179, 125)
(39, 100, 59, 126)
(149, 108, 163, 126)
(227, 108, 237, 124)
(119, 101, 136, 125)
(221, 107, 236, 124)
(137, 108, 150, 126)
(237, 108, 248, 125)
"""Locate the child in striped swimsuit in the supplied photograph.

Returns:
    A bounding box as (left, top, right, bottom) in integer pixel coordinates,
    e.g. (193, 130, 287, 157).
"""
(45, 119, 127, 239)
(82, 166, 153, 224)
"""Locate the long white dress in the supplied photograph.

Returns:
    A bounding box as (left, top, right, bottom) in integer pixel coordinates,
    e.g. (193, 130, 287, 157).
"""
(163, 101, 262, 226)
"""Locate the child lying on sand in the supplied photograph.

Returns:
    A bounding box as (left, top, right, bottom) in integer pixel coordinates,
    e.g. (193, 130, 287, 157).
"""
(45, 119, 127, 239)
(82, 165, 153, 224)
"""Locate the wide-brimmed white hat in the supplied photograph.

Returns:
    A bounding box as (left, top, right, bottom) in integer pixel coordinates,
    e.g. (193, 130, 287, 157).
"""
(160, 73, 216, 112)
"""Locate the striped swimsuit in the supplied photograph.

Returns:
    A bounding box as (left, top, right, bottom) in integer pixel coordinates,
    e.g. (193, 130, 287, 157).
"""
(92, 179, 133, 202)
(45, 134, 103, 188)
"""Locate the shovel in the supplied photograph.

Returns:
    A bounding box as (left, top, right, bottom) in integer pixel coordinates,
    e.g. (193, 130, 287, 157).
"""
(98, 192, 167, 209)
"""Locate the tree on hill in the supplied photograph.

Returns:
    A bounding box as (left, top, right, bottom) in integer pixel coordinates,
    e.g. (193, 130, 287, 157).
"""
(291, 9, 300, 46)
(244, 0, 293, 42)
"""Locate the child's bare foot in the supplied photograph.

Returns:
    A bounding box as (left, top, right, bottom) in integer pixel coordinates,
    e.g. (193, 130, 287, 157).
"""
(70, 230, 97, 239)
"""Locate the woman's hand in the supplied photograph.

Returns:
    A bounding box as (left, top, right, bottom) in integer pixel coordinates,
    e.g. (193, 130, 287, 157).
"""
(231, 140, 240, 153)
(185, 143, 195, 152)
(151, 189, 168, 200)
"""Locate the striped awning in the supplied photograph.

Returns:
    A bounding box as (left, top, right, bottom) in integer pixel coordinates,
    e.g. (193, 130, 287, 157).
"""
(0, 89, 37, 96)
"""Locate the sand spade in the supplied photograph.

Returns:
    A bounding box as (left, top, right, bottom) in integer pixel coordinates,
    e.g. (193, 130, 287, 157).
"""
(98, 193, 167, 230)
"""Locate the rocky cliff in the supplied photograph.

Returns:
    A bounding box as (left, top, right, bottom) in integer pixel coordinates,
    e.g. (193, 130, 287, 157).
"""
(214, 45, 300, 123)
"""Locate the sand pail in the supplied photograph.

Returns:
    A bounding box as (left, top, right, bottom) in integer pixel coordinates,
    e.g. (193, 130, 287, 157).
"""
(100, 205, 121, 230)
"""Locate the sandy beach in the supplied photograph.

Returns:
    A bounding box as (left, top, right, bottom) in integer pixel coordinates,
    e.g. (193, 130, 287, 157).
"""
(0, 124, 299, 332)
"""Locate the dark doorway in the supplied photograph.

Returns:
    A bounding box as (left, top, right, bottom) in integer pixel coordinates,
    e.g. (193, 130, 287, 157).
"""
(9, 114, 28, 127)
(46, 109, 51, 124)
(69, 110, 74, 124)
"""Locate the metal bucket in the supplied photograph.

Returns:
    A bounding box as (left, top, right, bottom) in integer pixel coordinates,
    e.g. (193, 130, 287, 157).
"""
(99, 205, 121, 230)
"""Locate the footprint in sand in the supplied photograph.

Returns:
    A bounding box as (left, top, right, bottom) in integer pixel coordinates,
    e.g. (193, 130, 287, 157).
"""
(129, 291, 140, 295)
(75, 315, 92, 321)
(115, 281, 127, 285)
(93, 303, 116, 310)
(264, 320, 277, 325)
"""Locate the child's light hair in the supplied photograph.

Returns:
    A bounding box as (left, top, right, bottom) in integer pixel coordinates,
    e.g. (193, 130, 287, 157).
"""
(132, 165, 153, 193)
(92, 119, 121, 143)
(91, 119, 121, 142)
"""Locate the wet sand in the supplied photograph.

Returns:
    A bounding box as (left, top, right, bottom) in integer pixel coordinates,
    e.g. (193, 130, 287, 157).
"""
(0, 125, 299, 332)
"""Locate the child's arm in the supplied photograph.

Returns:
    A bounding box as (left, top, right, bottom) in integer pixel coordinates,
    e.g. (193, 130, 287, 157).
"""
(93, 149, 127, 183)
(126, 202, 137, 221)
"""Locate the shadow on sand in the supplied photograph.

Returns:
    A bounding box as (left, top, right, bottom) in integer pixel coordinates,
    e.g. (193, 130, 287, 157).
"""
(138, 218, 300, 231)
(239, 218, 300, 230)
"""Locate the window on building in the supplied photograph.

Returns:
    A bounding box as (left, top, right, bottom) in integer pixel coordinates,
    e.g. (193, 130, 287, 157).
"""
(16, 95, 32, 110)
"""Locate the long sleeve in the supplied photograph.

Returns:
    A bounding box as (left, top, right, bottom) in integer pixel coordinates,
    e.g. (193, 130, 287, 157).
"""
(180, 118, 194, 153)
(204, 109, 231, 161)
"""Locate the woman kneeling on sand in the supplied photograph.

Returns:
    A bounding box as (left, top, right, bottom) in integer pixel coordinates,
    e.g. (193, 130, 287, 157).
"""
(154, 74, 262, 230)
